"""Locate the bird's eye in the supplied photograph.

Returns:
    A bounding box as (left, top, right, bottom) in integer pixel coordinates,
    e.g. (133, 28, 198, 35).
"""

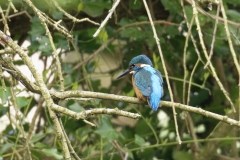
(129, 64, 135, 70)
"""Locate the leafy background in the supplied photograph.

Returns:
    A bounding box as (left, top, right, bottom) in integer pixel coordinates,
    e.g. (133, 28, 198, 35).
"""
(0, 0, 240, 160)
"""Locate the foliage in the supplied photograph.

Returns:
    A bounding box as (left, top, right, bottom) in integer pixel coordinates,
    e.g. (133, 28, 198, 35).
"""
(0, 0, 240, 160)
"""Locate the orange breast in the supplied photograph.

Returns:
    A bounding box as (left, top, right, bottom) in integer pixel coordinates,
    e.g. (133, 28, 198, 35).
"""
(132, 76, 147, 102)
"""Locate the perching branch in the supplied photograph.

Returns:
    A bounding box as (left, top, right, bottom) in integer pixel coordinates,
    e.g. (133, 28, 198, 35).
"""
(51, 90, 240, 127)
(0, 31, 239, 128)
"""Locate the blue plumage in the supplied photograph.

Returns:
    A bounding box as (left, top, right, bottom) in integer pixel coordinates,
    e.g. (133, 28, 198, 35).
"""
(117, 55, 163, 111)
(129, 54, 153, 67)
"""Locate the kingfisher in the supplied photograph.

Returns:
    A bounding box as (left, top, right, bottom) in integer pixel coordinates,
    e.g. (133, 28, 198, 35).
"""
(117, 55, 164, 111)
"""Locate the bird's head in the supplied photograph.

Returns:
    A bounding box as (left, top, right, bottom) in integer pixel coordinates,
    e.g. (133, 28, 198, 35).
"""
(117, 55, 153, 79)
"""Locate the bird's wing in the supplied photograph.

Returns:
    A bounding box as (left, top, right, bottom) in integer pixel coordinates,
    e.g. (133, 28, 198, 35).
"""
(155, 70, 164, 86)
(134, 68, 153, 97)
(134, 67, 163, 97)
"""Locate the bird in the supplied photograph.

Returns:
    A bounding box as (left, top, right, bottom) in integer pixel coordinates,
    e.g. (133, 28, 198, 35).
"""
(117, 55, 163, 111)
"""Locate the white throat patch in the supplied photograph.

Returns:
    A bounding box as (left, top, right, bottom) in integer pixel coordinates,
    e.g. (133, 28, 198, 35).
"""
(140, 64, 151, 67)
(130, 71, 135, 74)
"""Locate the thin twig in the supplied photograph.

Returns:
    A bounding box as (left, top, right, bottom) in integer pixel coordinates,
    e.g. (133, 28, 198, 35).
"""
(187, 59, 200, 105)
(0, 30, 71, 160)
(182, 16, 195, 104)
(50, 0, 99, 25)
(8, 0, 18, 13)
(0, 6, 10, 36)
(142, 0, 181, 144)
(0, 11, 32, 22)
(185, 0, 240, 28)
(59, 117, 82, 160)
(204, 4, 220, 68)
(23, 0, 73, 40)
(73, 38, 115, 70)
(93, 0, 121, 37)
(43, 23, 64, 91)
(26, 98, 44, 144)
(190, 0, 236, 112)
(0, 63, 6, 91)
(219, 0, 240, 117)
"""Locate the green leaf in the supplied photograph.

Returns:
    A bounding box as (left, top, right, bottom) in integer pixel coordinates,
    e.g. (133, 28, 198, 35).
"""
(16, 97, 29, 109)
(226, 0, 240, 7)
(34, 142, 48, 149)
(31, 149, 43, 160)
(31, 133, 46, 143)
(153, 53, 160, 70)
(129, 0, 142, 10)
(125, 89, 135, 97)
(55, 36, 68, 50)
(41, 148, 63, 159)
(226, 10, 240, 22)
(72, 82, 78, 90)
(198, 14, 209, 26)
(120, 27, 138, 38)
(173, 151, 192, 160)
(161, 0, 181, 14)
(82, 1, 111, 17)
(0, 143, 14, 154)
(69, 103, 84, 112)
(78, 1, 83, 12)
(51, 11, 63, 20)
(134, 134, 145, 146)
(94, 117, 118, 141)
(0, 86, 10, 105)
(118, 18, 135, 26)
(0, 104, 7, 116)
(38, 36, 52, 56)
(64, 75, 73, 87)
(184, 6, 193, 22)
(98, 28, 108, 43)
(28, 17, 45, 40)
(62, 63, 73, 74)
(203, 72, 210, 81)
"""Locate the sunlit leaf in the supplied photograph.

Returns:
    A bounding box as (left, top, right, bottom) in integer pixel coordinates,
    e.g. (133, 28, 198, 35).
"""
(0, 86, 10, 105)
(16, 97, 29, 109)
(31, 133, 46, 143)
(0, 143, 14, 154)
(78, 1, 83, 12)
(72, 82, 78, 90)
(98, 28, 108, 43)
(82, 1, 111, 17)
(41, 148, 63, 159)
(134, 134, 145, 146)
(34, 142, 48, 148)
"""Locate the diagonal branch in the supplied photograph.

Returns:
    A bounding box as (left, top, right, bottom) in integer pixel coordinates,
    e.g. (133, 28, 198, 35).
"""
(0, 30, 71, 160)
(142, 0, 181, 144)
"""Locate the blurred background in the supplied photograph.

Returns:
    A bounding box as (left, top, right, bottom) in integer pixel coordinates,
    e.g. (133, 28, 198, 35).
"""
(0, 0, 240, 159)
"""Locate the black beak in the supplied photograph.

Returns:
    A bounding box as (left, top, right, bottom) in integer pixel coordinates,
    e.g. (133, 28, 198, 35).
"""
(117, 69, 131, 79)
